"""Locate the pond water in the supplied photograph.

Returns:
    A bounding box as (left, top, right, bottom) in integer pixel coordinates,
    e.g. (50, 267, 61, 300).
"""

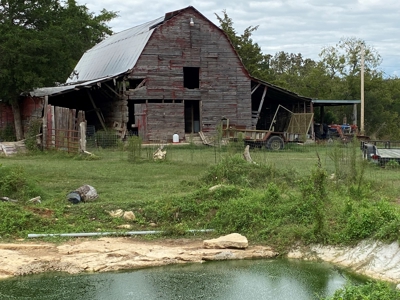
(0, 259, 365, 300)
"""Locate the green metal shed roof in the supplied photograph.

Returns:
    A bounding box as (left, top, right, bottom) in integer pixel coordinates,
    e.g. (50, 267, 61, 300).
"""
(312, 100, 361, 106)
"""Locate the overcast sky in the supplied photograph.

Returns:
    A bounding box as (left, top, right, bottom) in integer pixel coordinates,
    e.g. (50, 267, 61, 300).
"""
(79, 0, 400, 77)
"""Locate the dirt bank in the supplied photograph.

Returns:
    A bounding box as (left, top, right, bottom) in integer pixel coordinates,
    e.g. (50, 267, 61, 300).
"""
(0, 237, 278, 279)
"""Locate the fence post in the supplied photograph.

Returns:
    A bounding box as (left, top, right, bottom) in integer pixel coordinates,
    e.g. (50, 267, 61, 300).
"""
(79, 122, 87, 152)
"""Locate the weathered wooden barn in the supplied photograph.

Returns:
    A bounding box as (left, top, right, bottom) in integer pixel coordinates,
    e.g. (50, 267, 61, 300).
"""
(4, 6, 312, 144)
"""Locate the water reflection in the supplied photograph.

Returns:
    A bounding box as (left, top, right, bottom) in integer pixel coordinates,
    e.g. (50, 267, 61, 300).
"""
(0, 259, 364, 300)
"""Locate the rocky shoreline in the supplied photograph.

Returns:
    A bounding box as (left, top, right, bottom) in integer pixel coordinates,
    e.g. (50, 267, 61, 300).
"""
(0, 235, 277, 280)
(1, 235, 400, 287)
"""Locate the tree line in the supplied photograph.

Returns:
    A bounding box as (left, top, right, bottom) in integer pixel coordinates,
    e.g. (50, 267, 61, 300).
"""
(1, 2, 399, 140)
(216, 11, 400, 139)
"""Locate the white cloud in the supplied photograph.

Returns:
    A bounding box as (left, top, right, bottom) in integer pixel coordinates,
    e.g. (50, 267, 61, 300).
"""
(78, 0, 400, 77)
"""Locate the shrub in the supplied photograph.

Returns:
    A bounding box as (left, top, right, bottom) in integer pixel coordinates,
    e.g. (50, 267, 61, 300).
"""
(324, 281, 400, 300)
(201, 154, 284, 188)
(142, 188, 227, 226)
(343, 200, 400, 242)
(0, 165, 43, 200)
(25, 119, 42, 151)
(211, 196, 266, 233)
(385, 160, 400, 169)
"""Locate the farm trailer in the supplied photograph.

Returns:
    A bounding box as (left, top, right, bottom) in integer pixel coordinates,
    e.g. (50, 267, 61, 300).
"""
(222, 105, 314, 150)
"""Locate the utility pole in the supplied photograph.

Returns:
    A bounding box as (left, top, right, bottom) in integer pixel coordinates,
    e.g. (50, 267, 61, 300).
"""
(360, 42, 365, 135)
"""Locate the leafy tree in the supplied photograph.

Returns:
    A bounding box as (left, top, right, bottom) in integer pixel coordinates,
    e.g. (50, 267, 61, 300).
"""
(319, 37, 382, 79)
(267, 51, 333, 98)
(317, 37, 400, 137)
(0, 0, 117, 139)
(215, 10, 271, 80)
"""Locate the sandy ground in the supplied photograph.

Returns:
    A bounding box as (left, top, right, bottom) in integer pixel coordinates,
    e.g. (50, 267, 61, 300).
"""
(0, 237, 278, 279)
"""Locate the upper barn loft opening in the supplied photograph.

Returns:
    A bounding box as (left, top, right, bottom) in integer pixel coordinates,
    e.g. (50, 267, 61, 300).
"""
(183, 67, 200, 89)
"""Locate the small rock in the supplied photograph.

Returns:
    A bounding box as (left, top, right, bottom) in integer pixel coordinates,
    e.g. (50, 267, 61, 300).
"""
(209, 184, 224, 191)
(117, 224, 133, 229)
(28, 196, 41, 204)
(203, 233, 248, 249)
(75, 185, 98, 202)
(108, 209, 124, 218)
(123, 211, 136, 221)
(149, 223, 157, 227)
(153, 146, 166, 160)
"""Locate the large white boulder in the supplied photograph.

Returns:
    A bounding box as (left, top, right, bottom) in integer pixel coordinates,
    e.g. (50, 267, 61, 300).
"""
(203, 233, 248, 249)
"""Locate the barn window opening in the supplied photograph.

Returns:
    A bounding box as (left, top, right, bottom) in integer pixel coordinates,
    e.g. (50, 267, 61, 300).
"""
(127, 78, 146, 89)
(183, 67, 199, 89)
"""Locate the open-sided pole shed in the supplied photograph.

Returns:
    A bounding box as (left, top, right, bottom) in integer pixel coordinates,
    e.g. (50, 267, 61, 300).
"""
(312, 99, 361, 125)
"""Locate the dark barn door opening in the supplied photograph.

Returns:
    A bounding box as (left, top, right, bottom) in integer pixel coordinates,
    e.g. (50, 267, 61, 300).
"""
(184, 100, 200, 133)
(127, 101, 138, 136)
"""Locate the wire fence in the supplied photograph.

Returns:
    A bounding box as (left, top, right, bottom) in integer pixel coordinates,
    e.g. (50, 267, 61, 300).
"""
(83, 130, 400, 194)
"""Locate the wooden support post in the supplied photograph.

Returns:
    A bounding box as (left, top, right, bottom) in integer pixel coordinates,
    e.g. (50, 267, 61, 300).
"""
(104, 83, 121, 97)
(135, 79, 146, 89)
(42, 96, 48, 150)
(11, 101, 23, 140)
(252, 86, 267, 129)
(79, 122, 87, 152)
(353, 104, 358, 126)
(87, 90, 107, 131)
(257, 87, 267, 115)
(51, 105, 55, 147)
(251, 83, 261, 95)
(310, 101, 314, 139)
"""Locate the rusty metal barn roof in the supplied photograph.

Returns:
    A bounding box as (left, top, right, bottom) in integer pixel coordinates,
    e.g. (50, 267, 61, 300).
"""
(65, 16, 164, 84)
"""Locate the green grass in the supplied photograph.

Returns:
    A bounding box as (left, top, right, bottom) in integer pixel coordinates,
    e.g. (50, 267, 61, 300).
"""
(1, 141, 400, 247)
(2, 141, 400, 298)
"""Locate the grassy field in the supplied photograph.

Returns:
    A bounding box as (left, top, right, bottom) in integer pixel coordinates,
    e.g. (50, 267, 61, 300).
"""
(1, 140, 400, 248)
(3, 139, 400, 297)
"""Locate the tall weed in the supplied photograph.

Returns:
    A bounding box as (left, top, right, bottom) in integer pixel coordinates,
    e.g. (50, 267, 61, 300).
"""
(126, 136, 143, 162)
(201, 154, 286, 188)
(299, 154, 328, 238)
(328, 140, 370, 199)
